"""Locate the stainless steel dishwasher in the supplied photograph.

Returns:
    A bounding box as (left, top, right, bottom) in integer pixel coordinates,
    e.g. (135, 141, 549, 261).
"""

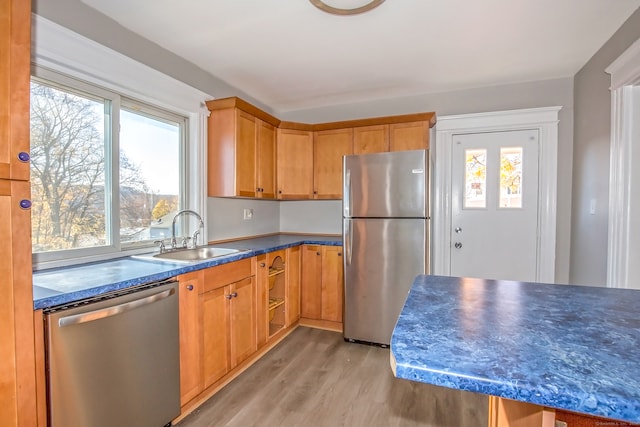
(46, 279, 180, 427)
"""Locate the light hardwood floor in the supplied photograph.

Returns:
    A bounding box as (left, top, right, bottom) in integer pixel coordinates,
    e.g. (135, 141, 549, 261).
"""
(177, 327, 488, 427)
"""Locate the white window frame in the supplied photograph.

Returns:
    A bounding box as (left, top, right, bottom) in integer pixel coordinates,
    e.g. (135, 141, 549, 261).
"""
(31, 15, 211, 269)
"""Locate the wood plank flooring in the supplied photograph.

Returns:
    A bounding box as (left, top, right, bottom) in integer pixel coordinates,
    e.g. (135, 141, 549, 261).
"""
(176, 327, 488, 427)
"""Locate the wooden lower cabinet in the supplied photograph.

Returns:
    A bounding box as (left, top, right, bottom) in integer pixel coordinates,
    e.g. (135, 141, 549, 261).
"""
(256, 248, 300, 347)
(176, 244, 341, 420)
(301, 245, 344, 330)
(201, 276, 256, 388)
(489, 397, 555, 427)
(285, 245, 301, 326)
(178, 258, 256, 409)
(177, 270, 204, 406)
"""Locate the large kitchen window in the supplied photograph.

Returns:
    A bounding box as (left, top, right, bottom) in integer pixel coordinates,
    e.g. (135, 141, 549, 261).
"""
(30, 68, 186, 266)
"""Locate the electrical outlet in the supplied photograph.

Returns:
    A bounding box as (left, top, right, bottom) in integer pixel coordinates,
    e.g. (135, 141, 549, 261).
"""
(554, 421, 568, 427)
(243, 208, 253, 220)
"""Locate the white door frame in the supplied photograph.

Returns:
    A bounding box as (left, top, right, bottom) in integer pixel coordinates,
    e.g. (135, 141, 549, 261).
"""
(606, 37, 640, 289)
(432, 107, 561, 283)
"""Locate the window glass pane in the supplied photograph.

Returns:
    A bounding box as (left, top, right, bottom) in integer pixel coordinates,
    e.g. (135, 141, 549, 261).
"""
(464, 149, 486, 208)
(30, 81, 108, 253)
(500, 147, 523, 208)
(119, 109, 181, 245)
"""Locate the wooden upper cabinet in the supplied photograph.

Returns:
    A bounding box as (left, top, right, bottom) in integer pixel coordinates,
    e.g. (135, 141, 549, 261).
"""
(390, 121, 430, 151)
(276, 128, 314, 199)
(353, 125, 389, 154)
(207, 97, 435, 200)
(206, 99, 279, 199)
(256, 120, 276, 198)
(0, 0, 30, 181)
(235, 110, 257, 197)
(314, 128, 353, 199)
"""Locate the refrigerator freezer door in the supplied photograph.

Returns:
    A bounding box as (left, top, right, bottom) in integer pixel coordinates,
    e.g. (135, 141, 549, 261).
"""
(344, 218, 428, 345)
(344, 149, 427, 218)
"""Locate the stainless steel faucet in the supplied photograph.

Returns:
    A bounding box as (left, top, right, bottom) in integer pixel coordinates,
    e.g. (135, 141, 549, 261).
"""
(171, 209, 205, 249)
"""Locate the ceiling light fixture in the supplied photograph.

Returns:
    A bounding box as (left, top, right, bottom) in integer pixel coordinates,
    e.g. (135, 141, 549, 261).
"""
(309, 0, 385, 16)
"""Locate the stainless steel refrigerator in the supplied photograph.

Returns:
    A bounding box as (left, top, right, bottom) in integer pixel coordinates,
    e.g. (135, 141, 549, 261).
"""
(343, 149, 429, 346)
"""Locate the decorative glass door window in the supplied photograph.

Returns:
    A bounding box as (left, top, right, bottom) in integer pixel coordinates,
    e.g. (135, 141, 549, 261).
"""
(499, 147, 523, 208)
(464, 148, 487, 208)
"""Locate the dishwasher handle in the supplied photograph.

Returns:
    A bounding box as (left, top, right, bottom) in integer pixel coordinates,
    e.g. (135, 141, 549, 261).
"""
(58, 287, 176, 327)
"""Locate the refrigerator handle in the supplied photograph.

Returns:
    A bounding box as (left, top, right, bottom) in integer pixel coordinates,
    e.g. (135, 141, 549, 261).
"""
(344, 169, 351, 217)
(345, 220, 353, 266)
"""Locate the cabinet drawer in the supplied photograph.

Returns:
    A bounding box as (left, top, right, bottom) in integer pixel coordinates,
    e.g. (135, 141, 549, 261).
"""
(203, 258, 254, 293)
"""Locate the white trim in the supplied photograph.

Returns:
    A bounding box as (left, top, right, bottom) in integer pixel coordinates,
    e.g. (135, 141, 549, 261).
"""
(606, 37, 640, 289)
(606, 38, 640, 89)
(31, 14, 213, 254)
(433, 107, 561, 283)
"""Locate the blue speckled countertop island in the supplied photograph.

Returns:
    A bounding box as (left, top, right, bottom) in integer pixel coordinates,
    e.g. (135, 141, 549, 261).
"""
(390, 275, 640, 423)
(33, 234, 341, 310)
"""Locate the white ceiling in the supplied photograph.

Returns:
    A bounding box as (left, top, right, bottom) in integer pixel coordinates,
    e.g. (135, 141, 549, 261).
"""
(81, 0, 640, 112)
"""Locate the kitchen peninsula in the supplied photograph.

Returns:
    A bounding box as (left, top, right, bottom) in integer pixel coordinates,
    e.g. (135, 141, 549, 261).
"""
(390, 275, 640, 426)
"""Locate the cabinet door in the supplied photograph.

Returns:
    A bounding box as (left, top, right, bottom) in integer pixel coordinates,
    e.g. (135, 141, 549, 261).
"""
(321, 246, 344, 323)
(0, 179, 37, 425)
(314, 128, 353, 199)
(235, 110, 258, 198)
(229, 277, 256, 368)
(0, 0, 30, 182)
(301, 245, 322, 320)
(353, 125, 389, 154)
(255, 254, 268, 349)
(256, 119, 276, 199)
(178, 271, 203, 406)
(390, 121, 429, 151)
(276, 128, 314, 199)
(286, 245, 301, 326)
(201, 286, 229, 388)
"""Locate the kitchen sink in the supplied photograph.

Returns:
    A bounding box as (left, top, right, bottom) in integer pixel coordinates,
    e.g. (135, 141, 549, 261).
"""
(135, 247, 247, 263)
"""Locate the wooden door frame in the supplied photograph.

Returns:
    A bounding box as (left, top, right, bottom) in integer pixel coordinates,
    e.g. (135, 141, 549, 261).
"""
(433, 107, 561, 283)
(605, 37, 640, 289)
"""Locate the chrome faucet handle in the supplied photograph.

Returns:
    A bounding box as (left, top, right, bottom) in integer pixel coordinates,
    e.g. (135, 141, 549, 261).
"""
(154, 240, 166, 253)
(191, 229, 201, 249)
(181, 236, 189, 248)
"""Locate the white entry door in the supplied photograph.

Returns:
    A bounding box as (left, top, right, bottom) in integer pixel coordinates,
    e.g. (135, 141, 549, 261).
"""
(450, 129, 539, 282)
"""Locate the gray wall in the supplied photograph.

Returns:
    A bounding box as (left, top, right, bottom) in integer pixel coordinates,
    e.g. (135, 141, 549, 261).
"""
(206, 198, 342, 242)
(571, 8, 640, 286)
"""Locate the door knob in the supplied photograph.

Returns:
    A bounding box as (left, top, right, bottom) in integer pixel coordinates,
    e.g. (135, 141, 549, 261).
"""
(454, 242, 463, 249)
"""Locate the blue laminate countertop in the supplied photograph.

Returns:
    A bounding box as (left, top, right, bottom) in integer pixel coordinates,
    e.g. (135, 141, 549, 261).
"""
(33, 234, 341, 310)
(390, 275, 640, 423)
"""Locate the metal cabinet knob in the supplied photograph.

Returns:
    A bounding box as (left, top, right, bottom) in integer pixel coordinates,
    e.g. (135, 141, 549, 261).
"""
(260, 262, 266, 267)
(186, 284, 194, 291)
(18, 152, 30, 162)
(455, 227, 462, 233)
(454, 242, 463, 249)
(231, 292, 238, 298)
(226, 294, 233, 300)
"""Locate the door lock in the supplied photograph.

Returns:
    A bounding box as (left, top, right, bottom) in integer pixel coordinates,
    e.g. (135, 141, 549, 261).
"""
(454, 242, 463, 249)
